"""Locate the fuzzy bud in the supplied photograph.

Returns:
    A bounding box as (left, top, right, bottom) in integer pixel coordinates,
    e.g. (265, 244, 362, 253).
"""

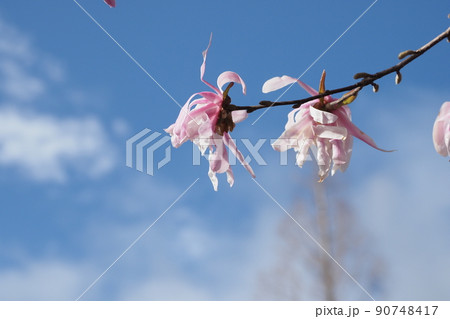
(398, 50, 416, 60)
(353, 72, 372, 80)
(395, 71, 402, 85)
(372, 83, 379, 93)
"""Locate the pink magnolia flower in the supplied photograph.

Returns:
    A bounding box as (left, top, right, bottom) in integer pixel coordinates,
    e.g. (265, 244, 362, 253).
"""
(165, 38, 255, 190)
(432, 101, 450, 157)
(104, 0, 116, 8)
(264, 73, 389, 182)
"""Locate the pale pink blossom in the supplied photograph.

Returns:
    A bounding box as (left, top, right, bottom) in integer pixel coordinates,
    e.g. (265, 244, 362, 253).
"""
(265, 74, 389, 181)
(104, 0, 116, 8)
(432, 101, 450, 157)
(165, 37, 255, 190)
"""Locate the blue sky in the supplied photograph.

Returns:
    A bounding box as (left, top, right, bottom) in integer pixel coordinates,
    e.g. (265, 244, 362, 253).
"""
(0, 0, 448, 300)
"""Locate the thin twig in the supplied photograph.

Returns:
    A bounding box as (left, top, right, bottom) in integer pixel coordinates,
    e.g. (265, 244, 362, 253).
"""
(226, 26, 450, 113)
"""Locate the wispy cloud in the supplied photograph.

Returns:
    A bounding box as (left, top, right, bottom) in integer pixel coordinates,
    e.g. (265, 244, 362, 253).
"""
(0, 258, 93, 300)
(0, 108, 116, 182)
(0, 16, 116, 182)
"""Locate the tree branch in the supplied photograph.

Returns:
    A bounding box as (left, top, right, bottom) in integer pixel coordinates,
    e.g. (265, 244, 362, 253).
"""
(225, 26, 450, 114)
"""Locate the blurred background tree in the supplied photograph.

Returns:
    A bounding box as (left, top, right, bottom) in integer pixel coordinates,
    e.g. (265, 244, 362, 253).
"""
(256, 177, 384, 300)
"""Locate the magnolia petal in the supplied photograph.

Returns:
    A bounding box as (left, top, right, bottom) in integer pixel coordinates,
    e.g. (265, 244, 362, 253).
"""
(309, 106, 338, 124)
(198, 91, 222, 105)
(208, 167, 219, 191)
(338, 135, 353, 173)
(295, 138, 313, 167)
(286, 109, 300, 128)
(104, 0, 116, 7)
(432, 101, 450, 157)
(197, 117, 215, 138)
(193, 137, 209, 155)
(331, 136, 353, 176)
(226, 168, 234, 187)
(217, 71, 247, 95)
(272, 122, 309, 152)
(316, 139, 331, 182)
(330, 139, 349, 176)
(272, 137, 298, 152)
(262, 75, 319, 97)
(316, 139, 331, 166)
(200, 34, 221, 95)
(432, 120, 447, 156)
(209, 137, 230, 174)
(166, 93, 199, 146)
(262, 76, 296, 93)
(188, 102, 219, 120)
(231, 110, 248, 123)
(223, 132, 256, 178)
(334, 107, 392, 152)
(314, 125, 347, 140)
(164, 123, 175, 135)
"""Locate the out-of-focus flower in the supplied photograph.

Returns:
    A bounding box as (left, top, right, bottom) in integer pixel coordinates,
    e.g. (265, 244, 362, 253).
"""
(432, 101, 450, 157)
(165, 37, 255, 190)
(104, 0, 116, 8)
(265, 72, 389, 182)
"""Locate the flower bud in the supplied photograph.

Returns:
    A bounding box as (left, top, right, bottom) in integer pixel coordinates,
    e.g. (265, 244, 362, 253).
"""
(353, 72, 372, 80)
(395, 71, 402, 85)
(372, 83, 379, 93)
(398, 50, 416, 60)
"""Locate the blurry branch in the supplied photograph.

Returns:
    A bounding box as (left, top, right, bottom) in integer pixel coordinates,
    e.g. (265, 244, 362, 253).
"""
(226, 26, 450, 113)
(256, 179, 384, 300)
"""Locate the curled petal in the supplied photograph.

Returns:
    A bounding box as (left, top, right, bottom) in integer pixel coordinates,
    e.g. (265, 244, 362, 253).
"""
(200, 34, 221, 95)
(263, 75, 318, 96)
(231, 110, 248, 123)
(223, 132, 256, 178)
(217, 71, 246, 95)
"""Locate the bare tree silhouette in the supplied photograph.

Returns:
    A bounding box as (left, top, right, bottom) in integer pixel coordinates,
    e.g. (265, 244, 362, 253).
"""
(256, 178, 384, 300)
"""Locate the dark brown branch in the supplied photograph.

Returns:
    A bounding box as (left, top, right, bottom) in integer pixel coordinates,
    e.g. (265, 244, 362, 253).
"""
(225, 26, 450, 114)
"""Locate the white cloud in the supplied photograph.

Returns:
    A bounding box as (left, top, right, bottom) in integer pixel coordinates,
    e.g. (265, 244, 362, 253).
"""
(0, 259, 91, 300)
(0, 60, 46, 102)
(0, 108, 116, 182)
(0, 16, 117, 182)
(0, 17, 65, 102)
(0, 19, 33, 62)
